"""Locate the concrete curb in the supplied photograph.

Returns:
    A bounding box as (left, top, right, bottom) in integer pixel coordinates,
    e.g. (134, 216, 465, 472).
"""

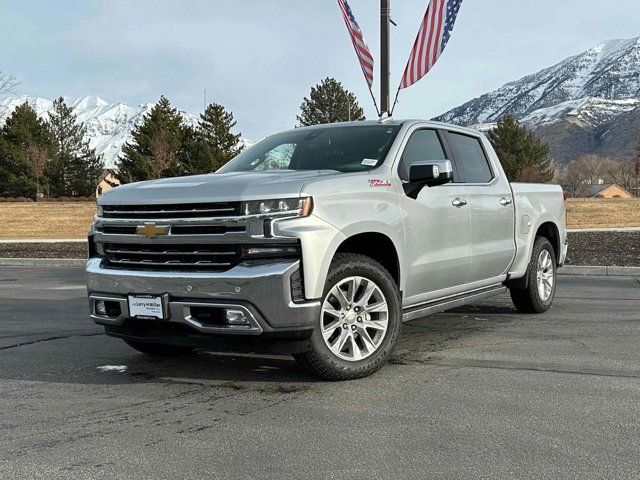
(567, 227, 640, 233)
(0, 258, 86, 267)
(0, 239, 85, 244)
(559, 265, 640, 277)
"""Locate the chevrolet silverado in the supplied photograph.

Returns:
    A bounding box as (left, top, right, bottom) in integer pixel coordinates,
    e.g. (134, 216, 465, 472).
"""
(87, 120, 567, 380)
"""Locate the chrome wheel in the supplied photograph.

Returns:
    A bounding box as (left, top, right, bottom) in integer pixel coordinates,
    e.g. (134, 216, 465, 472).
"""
(320, 276, 389, 362)
(536, 249, 554, 301)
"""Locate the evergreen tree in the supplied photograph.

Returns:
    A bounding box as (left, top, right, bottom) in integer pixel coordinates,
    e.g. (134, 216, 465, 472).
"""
(116, 96, 184, 182)
(488, 114, 554, 183)
(183, 102, 242, 174)
(297, 78, 365, 127)
(46, 97, 104, 197)
(0, 102, 52, 197)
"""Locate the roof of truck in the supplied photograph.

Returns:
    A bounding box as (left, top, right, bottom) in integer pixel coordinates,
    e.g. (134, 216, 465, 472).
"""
(292, 119, 482, 136)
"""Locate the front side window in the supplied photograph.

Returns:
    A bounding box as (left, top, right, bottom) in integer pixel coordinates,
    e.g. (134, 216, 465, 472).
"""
(398, 129, 446, 180)
(218, 125, 402, 174)
(447, 132, 493, 184)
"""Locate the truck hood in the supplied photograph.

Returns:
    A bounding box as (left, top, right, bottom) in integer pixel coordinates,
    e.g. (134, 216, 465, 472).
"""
(99, 170, 339, 205)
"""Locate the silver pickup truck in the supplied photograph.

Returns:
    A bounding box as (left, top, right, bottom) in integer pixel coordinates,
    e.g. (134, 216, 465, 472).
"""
(87, 120, 567, 380)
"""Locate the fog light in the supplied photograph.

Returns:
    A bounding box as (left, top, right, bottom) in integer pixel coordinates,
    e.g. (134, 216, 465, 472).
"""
(95, 300, 107, 316)
(225, 309, 249, 325)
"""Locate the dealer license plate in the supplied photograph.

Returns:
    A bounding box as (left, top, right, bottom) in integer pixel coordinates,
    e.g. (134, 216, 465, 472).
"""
(128, 295, 165, 320)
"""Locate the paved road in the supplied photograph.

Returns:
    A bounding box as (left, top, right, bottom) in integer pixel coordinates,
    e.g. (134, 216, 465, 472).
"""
(0, 267, 639, 479)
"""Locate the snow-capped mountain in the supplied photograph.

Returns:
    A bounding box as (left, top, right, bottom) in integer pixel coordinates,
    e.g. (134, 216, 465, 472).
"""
(435, 37, 640, 162)
(0, 96, 253, 168)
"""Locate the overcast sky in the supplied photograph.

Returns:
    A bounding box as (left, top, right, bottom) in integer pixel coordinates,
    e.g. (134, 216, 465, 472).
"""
(1, 0, 639, 139)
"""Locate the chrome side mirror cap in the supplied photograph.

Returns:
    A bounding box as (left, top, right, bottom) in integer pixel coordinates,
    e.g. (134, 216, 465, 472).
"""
(405, 160, 454, 198)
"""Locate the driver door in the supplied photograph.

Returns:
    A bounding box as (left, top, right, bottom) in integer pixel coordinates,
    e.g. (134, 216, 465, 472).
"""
(398, 128, 471, 306)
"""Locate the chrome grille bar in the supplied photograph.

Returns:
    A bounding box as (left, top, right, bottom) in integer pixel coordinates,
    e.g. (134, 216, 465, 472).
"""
(105, 207, 237, 215)
(105, 248, 237, 257)
(102, 202, 242, 220)
(107, 259, 233, 268)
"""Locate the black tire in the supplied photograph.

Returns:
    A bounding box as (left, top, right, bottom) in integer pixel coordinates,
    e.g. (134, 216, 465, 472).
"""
(124, 340, 194, 356)
(509, 236, 557, 313)
(294, 253, 402, 381)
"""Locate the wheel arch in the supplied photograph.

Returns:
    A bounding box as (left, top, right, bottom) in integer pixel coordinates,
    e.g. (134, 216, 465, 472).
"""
(535, 221, 561, 266)
(333, 232, 402, 290)
(507, 220, 561, 290)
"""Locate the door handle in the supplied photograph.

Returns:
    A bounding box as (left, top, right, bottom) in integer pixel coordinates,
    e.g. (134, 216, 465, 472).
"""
(500, 197, 512, 206)
(452, 198, 467, 207)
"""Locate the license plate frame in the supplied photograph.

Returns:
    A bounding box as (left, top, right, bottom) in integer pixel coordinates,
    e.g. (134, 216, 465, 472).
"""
(127, 294, 167, 320)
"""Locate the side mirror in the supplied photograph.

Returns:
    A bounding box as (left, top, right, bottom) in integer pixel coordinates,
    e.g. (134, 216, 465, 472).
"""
(405, 160, 454, 198)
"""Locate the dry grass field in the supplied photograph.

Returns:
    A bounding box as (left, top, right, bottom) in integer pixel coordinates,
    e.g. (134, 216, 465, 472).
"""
(0, 202, 96, 239)
(565, 198, 640, 229)
(0, 198, 638, 240)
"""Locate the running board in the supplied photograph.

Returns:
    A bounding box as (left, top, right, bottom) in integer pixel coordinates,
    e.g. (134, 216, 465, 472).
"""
(402, 285, 507, 322)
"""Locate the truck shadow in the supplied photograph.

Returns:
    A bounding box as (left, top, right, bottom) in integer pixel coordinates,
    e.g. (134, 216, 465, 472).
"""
(1, 299, 519, 387)
(390, 301, 518, 366)
(96, 299, 520, 385)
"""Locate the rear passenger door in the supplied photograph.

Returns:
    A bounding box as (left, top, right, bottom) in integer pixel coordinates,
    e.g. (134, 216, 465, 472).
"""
(398, 128, 471, 305)
(443, 131, 516, 286)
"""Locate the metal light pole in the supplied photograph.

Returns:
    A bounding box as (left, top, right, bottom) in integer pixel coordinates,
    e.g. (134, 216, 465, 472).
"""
(380, 0, 391, 116)
(344, 90, 352, 122)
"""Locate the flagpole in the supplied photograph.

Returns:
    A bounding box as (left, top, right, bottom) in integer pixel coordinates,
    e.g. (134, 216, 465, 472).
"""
(380, 0, 391, 117)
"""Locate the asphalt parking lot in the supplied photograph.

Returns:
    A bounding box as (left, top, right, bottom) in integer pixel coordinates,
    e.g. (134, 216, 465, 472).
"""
(1, 267, 639, 479)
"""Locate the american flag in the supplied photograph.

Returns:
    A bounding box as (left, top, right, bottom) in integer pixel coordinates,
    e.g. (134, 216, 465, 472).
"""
(337, 0, 375, 87)
(400, 0, 463, 89)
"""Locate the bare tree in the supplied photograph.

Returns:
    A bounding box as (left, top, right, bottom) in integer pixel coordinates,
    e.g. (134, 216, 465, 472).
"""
(561, 155, 608, 197)
(602, 155, 636, 193)
(0, 71, 18, 97)
(149, 134, 176, 179)
(26, 144, 49, 199)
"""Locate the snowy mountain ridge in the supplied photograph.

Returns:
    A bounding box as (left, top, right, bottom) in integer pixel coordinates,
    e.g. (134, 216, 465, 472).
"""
(0, 96, 252, 168)
(436, 36, 640, 126)
(435, 36, 640, 162)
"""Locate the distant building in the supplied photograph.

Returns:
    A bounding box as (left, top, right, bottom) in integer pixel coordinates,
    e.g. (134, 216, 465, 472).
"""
(582, 183, 632, 199)
(96, 170, 120, 197)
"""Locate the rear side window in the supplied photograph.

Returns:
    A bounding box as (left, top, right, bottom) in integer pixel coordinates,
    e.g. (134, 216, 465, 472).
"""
(399, 129, 446, 180)
(447, 132, 493, 184)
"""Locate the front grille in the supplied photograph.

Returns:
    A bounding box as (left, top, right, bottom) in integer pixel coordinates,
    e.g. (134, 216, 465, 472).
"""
(96, 225, 245, 236)
(102, 243, 241, 271)
(102, 202, 242, 220)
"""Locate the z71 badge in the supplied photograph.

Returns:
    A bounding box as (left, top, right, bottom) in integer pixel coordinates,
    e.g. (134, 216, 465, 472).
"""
(369, 179, 392, 187)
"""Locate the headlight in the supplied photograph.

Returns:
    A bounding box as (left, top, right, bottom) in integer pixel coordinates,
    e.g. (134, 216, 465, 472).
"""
(242, 197, 313, 217)
(96, 204, 104, 217)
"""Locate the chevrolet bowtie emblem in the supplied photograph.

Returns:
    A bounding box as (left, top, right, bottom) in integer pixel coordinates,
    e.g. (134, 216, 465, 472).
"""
(136, 223, 170, 239)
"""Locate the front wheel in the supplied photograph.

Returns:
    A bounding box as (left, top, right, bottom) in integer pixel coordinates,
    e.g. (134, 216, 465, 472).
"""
(294, 253, 402, 381)
(509, 236, 557, 313)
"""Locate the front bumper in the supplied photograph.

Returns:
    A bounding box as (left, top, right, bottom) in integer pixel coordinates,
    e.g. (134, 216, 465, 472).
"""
(86, 258, 320, 350)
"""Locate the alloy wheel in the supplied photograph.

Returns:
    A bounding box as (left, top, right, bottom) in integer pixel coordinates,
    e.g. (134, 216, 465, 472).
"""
(536, 249, 554, 301)
(320, 276, 389, 362)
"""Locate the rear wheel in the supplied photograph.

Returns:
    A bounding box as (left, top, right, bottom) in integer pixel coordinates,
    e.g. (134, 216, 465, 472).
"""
(509, 236, 557, 313)
(294, 253, 402, 380)
(124, 340, 194, 356)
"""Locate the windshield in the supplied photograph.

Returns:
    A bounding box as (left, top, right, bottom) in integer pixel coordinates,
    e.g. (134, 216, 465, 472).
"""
(218, 125, 402, 173)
